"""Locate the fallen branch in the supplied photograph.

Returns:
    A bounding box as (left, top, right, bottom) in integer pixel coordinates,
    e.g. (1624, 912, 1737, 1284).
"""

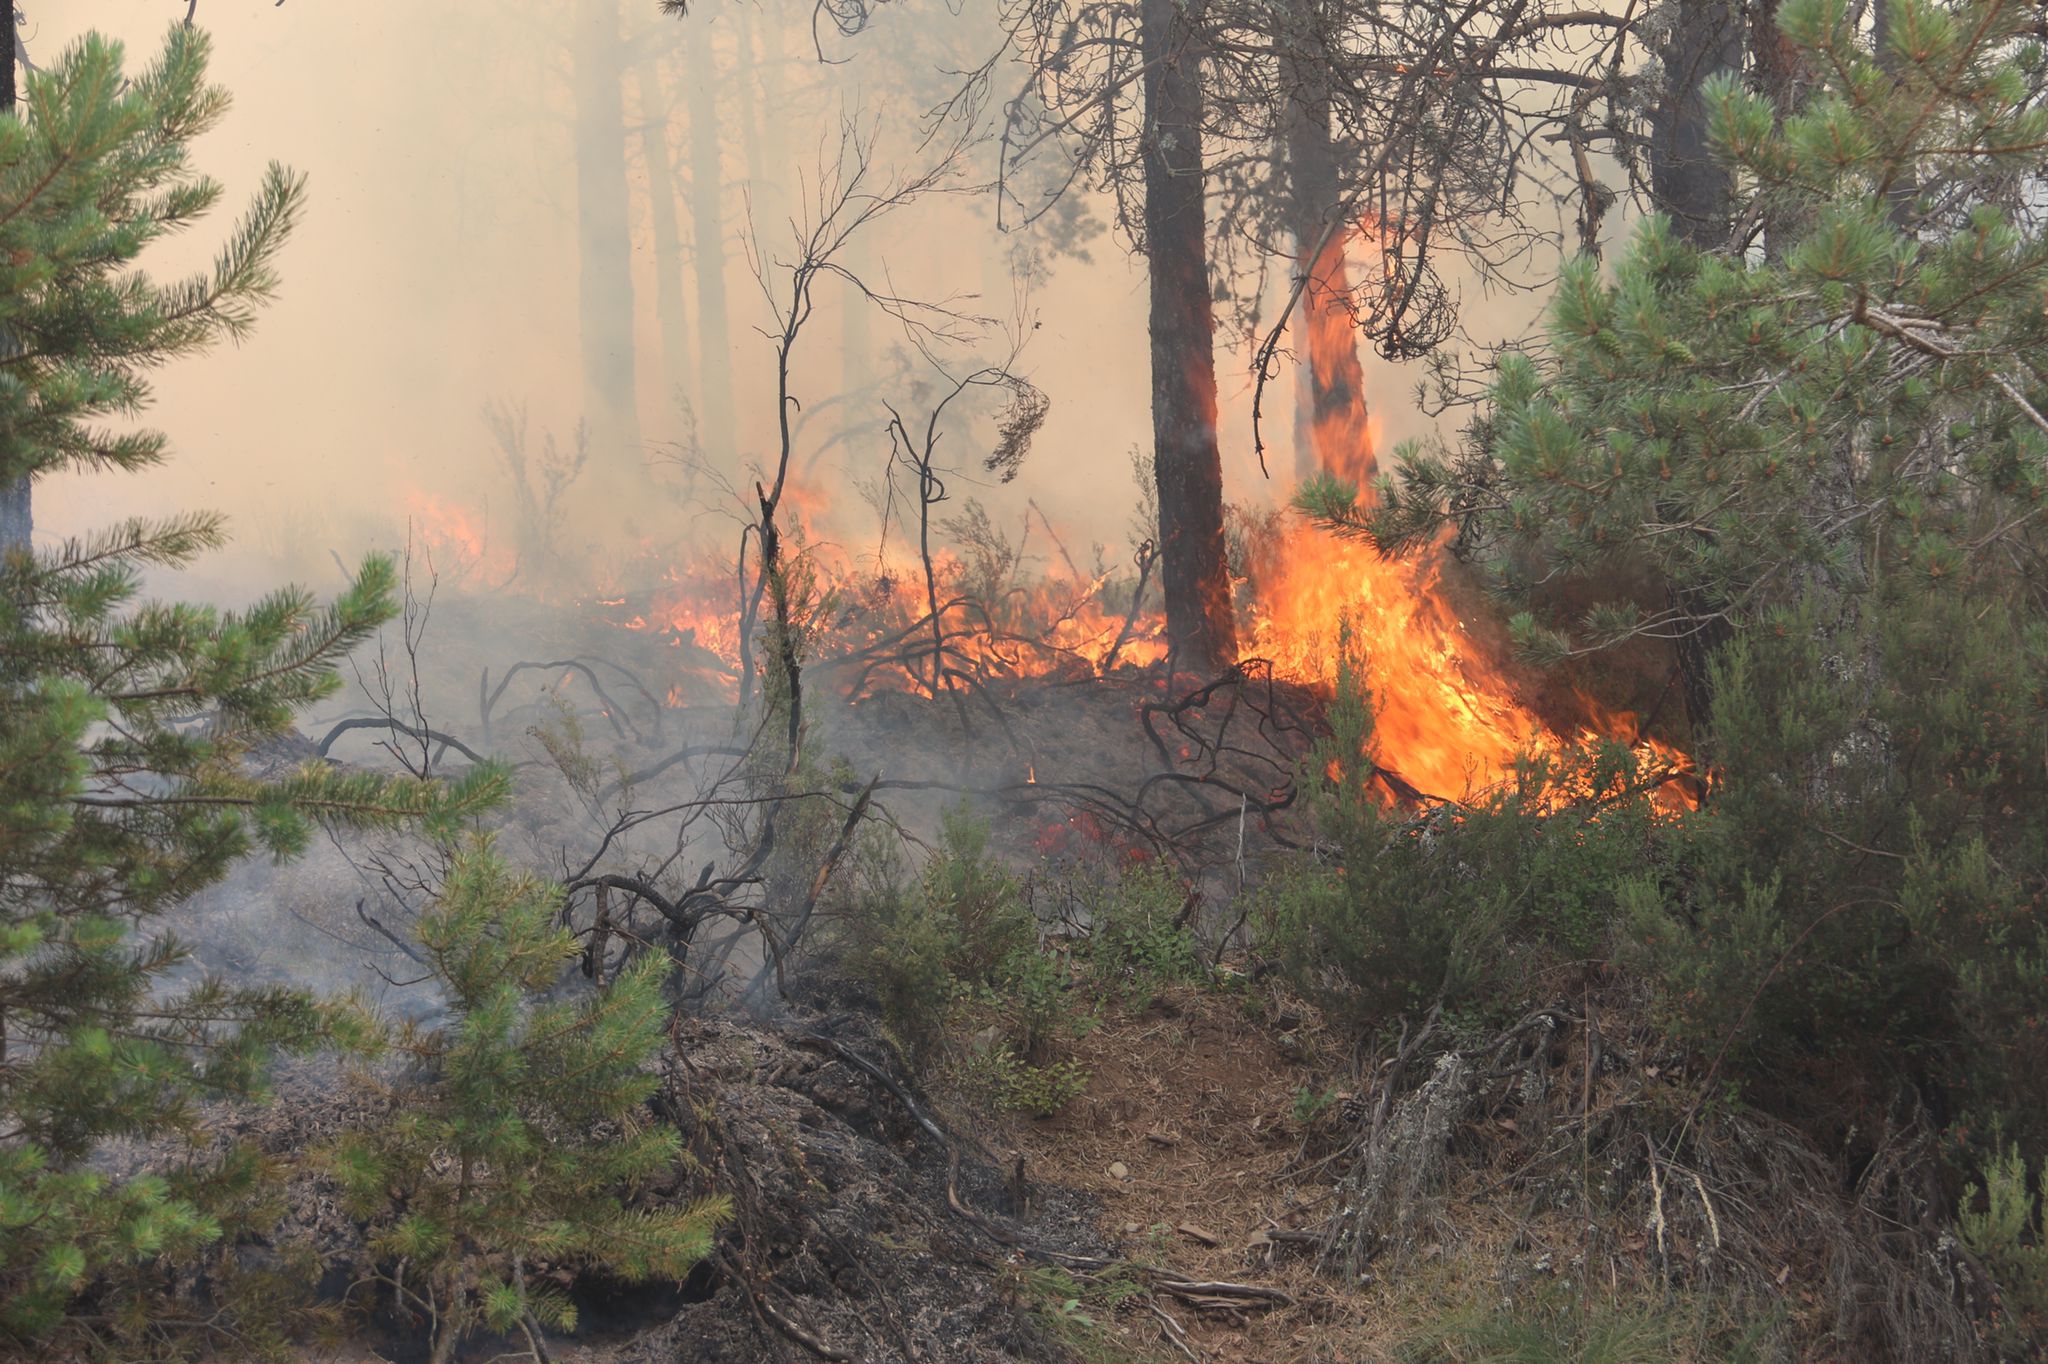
(479, 658, 659, 747)
(315, 715, 488, 766)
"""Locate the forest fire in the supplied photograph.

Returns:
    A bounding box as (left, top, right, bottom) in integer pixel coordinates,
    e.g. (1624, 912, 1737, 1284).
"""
(401, 230, 1679, 802)
(1246, 222, 1686, 801)
(410, 463, 1678, 803)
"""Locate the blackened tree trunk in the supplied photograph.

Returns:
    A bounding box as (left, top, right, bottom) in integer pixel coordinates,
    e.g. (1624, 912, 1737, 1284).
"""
(1648, 0, 1742, 729)
(1648, 0, 1741, 249)
(573, 0, 642, 462)
(1142, 0, 1236, 673)
(1281, 0, 1374, 486)
(636, 55, 695, 410)
(0, 1, 26, 554)
(685, 33, 736, 458)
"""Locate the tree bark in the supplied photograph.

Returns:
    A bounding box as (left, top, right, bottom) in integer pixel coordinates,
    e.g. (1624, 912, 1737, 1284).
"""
(572, 0, 642, 462)
(636, 55, 695, 410)
(1648, 0, 1742, 729)
(1281, 0, 1374, 486)
(1648, 0, 1741, 249)
(685, 32, 736, 458)
(1142, 0, 1237, 673)
(0, 0, 27, 555)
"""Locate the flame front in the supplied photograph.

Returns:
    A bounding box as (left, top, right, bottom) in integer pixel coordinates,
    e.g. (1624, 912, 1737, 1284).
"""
(1246, 221, 1688, 802)
(1246, 532, 1555, 799)
(411, 219, 1683, 801)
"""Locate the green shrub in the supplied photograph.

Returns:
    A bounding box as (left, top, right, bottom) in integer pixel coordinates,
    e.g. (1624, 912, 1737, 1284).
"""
(325, 843, 728, 1363)
(852, 804, 1032, 1059)
(1000, 944, 1072, 1061)
(1959, 1142, 2048, 1346)
(1262, 626, 1659, 1031)
(1083, 860, 1204, 1002)
(923, 804, 1034, 981)
(957, 1045, 1090, 1118)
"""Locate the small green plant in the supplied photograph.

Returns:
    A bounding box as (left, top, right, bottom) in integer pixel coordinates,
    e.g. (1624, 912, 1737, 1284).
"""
(957, 1046, 1090, 1118)
(1001, 944, 1071, 1060)
(1959, 1142, 2048, 1344)
(852, 805, 1032, 1060)
(1399, 1294, 1688, 1363)
(1083, 861, 1203, 1004)
(1008, 1262, 1147, 1362)
(325, 844, 729, 1363)
(1291, 1086, 1340, 1126)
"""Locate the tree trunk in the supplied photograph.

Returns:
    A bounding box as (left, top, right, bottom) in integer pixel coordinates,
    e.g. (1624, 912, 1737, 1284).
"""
(1281, 0, 1374, 486)
(636, 56, 695, 412)
(1648, 0, 1741, 249)
(0, 1, 27, 555)
(1648, 0, 1742, 730)
(1142, 0, 1237, 674)
(733, 6, 766, 204)
(685, 33, 736, 458)
(572, 0, 642, 463)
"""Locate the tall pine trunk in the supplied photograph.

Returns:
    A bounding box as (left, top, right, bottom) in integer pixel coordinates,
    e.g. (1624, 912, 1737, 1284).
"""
(572, 0, 642, 463)
(0, 1, 26, 553)
(1281, 0, 1373, 486)
(685, 34, 735, 459)
(1142, 0, 1236, 673)
(1649, 0, 1742, 729)
(636, 56, 695, 413)
(1649, 0, 1740, 249)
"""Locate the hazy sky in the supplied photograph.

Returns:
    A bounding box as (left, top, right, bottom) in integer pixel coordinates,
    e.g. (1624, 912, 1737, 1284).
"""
(35, 0, 1558, 600)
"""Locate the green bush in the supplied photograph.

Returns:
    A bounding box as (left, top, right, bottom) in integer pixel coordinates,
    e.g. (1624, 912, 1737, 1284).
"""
(956, 1045, 1090, 1118)
(1262, 626, 1659, 1031)
(852, 804, 1032, 1059)
(923, 804, 1034, 981)
(1959, 1142, 2048, 1347)
(1000, 943, 1072, 1061)
(325, 843, 728, 1363)
(1296, 0, 2048, 1216)
(1082, 860, 1205, 1003)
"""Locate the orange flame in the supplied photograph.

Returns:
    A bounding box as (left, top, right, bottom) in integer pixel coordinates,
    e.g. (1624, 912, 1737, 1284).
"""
(404, 490, 516, 586)
(1247, 221, 1689, 804)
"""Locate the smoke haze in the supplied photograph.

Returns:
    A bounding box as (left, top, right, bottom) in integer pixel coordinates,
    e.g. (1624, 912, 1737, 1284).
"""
(36, 0, 1563, 602)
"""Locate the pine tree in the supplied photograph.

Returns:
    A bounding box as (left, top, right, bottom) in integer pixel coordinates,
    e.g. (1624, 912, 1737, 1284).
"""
(1304, 0, 2048, 1164)
(1316, 0, 2048, 673)
(0, 27, 505, 1347)
(324, 844, 729, 1364)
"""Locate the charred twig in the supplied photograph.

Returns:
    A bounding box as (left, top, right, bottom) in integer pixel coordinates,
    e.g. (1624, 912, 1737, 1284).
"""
(316, 716, 488, 766)
(714, 1247, 852, 1362)
(1102, 537, 1158, 673)
(593, 743, 754, 804)
(791, 1031, 1293, 1312)
(746, 774, 881, 1005)
(479, 658, 657, 747)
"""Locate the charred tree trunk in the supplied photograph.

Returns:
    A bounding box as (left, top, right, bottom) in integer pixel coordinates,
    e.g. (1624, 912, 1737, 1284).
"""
(636, 55, 696, 412)
(573, 0, 642, 463)
(0, 1, 26, 555)
(1648, 0, 1741, 250)
(685, 33, 736, 458)
(1142, 0, 1237, 674)
(1281, 0, 1374, 487)
(1649, 0, 1742, 730)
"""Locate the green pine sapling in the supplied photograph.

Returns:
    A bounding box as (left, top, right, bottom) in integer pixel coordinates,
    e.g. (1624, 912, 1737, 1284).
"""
(0, 26, 505, 1348)
(324, 844, 729, 1364)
